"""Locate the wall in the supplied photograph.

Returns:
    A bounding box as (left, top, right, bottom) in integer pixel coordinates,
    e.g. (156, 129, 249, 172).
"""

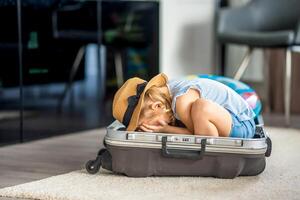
(160, 0, 215, 79)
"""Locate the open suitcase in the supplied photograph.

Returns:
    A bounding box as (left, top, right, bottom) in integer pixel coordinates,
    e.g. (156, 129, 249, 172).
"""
(86, 120, 272, 179)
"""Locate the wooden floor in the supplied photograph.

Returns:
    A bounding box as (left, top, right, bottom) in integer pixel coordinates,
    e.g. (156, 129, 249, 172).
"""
(0, 128, 105, 200)
(1, 113, 300, 200)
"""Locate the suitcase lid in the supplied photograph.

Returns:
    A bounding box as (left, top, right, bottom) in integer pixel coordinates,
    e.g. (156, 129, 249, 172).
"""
(105, 120, 268, 155)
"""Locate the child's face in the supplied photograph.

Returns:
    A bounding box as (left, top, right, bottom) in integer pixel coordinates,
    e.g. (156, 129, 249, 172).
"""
(138, 101, 171, 127)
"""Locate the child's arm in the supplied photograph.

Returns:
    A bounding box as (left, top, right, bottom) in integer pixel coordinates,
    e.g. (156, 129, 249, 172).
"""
(139, 121, 192, 135)
(174, 88, 200, 133)
(163, 125, 192, 135)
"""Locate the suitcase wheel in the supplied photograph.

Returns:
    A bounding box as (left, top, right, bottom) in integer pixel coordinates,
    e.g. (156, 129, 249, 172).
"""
(86, 148, 107, 174)
(86, 158, 101, 174)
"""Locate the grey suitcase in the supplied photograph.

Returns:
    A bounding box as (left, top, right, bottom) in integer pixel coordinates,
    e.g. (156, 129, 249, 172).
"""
(86, 120, 272, 179)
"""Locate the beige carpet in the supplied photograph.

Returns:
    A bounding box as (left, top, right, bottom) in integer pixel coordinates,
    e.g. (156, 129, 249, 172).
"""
(0, 127, 300, 200)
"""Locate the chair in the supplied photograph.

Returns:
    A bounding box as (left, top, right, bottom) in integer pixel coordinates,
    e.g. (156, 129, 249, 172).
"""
(216, 0, 300, 126)
(52, 1, 103, 111)
(52, 1, 155, 110)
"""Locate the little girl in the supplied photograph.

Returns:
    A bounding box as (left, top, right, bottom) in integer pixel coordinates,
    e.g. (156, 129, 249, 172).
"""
(112, 73, 256, 138)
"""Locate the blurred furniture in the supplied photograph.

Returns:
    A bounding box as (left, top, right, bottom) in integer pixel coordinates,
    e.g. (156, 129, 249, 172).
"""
(0, 1, 85, 88)
(0, 0, 86, 144)
(266, 50, 300, 114)
(0, 0, 159, 145)
(52, 0, 159, 109)
(101, 1, 158, 84)
(52, 0, 101, 109)
(217, 0, 300, 125)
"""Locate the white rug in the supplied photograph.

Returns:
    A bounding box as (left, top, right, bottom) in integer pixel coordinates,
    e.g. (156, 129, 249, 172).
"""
(0, 127, 300, 200)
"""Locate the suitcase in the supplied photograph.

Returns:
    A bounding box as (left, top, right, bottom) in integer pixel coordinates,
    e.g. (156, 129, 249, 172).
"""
(86, 120, 272, 179)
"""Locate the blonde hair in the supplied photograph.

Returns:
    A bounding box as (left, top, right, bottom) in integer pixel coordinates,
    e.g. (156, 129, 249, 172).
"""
(140, 85, 175, 125)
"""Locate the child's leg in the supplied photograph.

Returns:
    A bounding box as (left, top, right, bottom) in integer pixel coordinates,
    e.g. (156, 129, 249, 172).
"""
(190, 99, 232, 137)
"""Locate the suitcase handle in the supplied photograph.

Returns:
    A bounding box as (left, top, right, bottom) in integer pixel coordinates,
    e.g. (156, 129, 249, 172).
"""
(161, 136, 207, 160)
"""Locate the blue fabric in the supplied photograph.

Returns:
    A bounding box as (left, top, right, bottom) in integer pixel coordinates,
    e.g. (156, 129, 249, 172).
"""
(191, 74, 262, 117)
(167, 77, 256, 122)
(227, 109, 256, 138)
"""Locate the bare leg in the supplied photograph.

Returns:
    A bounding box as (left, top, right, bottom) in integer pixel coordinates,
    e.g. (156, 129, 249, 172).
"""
(191, 99, 232, 137)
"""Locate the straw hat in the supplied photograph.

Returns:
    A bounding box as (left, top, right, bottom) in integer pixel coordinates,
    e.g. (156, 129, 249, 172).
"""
(112, 73, 168, 131)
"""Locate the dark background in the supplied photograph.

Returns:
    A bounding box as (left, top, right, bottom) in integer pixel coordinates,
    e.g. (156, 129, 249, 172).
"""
(0, 0, 159, 146)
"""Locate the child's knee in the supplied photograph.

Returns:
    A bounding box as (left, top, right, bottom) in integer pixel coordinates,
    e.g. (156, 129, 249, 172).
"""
(191, 99, 211, 118)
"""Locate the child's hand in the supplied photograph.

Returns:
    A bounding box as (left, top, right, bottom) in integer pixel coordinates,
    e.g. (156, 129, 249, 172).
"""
(139, 120, 169, 133)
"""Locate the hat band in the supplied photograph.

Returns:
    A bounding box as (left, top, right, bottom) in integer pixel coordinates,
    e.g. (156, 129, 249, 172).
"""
(122, 82, 147, 128)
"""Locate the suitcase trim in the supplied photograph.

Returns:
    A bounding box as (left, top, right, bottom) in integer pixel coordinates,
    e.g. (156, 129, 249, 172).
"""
(105, 139, 266, 155)
(105, 120, 268, 155)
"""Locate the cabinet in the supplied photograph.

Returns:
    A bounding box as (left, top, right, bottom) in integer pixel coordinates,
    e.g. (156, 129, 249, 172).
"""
(0, 1, 159, 146)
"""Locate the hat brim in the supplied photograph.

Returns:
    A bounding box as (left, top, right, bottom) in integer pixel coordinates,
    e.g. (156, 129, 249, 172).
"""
(126, 73, 168, 131)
